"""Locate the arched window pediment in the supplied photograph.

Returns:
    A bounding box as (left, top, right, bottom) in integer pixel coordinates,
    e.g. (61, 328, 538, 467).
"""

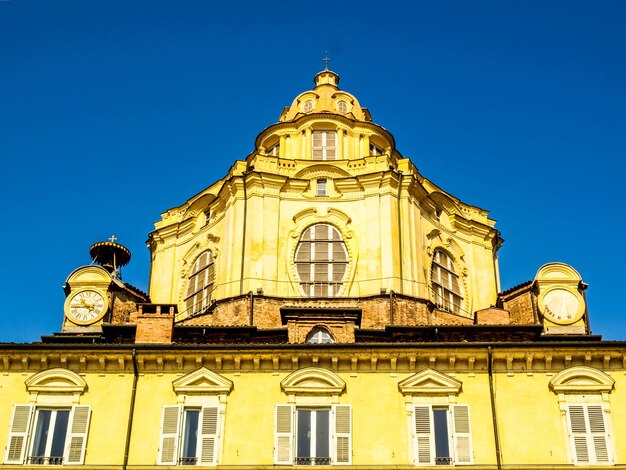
(281, 367, 345, 396)
(25, 368, 87, 395)
(172, 367, 233, 396)
(398, 368, 462, 396)
(549, 366, 615, 394)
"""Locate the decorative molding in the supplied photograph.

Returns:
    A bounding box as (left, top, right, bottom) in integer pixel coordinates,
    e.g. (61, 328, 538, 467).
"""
(549, 366, 615, 394)
(281, 367, 346, 396)
(25, 368, 87, 394)
(172, 367, 233, 395)
(398, 368, 462, 396)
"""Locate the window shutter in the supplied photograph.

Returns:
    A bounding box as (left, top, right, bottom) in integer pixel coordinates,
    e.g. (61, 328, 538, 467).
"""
(158, 405, 182, 465)
(4, 405, 33, 464)
(274, 405, 294, 465)
(587, 405, 612, 464)
(333, 405, 352, 464)
(413, 406, 433, 465)
(325, 132, 336, 160)
(64, 405, 91, 465)
(198, 406, 220, 465)
(452, 405, 473, 465)
(568, 405, 590, 463)
(312, 132, 323, 160)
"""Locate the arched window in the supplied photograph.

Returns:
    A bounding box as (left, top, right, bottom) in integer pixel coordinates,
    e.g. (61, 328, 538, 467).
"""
(306, 327, 335, 344)
(185, 251, 215, 315)
(295, 224, 348, 297)
(431, 250, 463, 314)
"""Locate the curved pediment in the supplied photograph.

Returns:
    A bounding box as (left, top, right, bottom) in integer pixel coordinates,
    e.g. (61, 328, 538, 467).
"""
(172, 367, 233, 395)
(25, 368, 87, 394)
(549, 366, 614, 394)
(65, 265, 111, 285)
(281, 367, 345, 395)
(294, 165, 353, 180)
(398, 369, 462, 396)
(536, 263, 582, 282)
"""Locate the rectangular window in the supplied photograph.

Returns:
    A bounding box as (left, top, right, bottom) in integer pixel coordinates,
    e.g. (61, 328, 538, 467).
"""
(267, 144, 279, 156)
(31, 410, 70, 465)
(275, 405, 351, 465)
(413, 405, 472, 466)
(158, 406, 220, 466)
(312, 131, 336, 160)
(567, 404, 613, 465)
(369, 143, 385, 156)
(316, 179, 327, 197)
(4, 405, 91, 465)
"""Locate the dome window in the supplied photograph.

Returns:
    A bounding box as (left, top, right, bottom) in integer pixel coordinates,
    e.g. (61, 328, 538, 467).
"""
(336, 100, 349, 114)
(306, 326, 335, 344)
(369, 143, 385, 156)
(302, 100, 314, 113)
(312, 131, 337, 160)
(184, 251, 215, 315)
(295, 224, 348, 297)
(431, 250, 463, 314)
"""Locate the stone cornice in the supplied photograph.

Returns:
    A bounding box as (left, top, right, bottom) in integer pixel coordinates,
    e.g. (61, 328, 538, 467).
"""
(1, 344, 625, 376)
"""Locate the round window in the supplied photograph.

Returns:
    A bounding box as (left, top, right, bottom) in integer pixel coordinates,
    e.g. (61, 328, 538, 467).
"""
(337, 100, 349, 114)
(302, 100, 314, 113)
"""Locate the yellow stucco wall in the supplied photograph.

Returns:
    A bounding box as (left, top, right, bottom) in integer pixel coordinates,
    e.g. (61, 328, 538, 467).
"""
(0, 350, 624, 467)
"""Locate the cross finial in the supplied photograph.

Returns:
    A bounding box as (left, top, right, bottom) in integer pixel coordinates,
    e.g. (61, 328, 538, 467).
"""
(322, 52, 331, 71)
(109, 235, 117, 243)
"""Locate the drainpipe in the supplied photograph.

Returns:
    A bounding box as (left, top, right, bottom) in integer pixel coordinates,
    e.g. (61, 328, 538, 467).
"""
(488, 346, 502, 470)
(239, 171, 249, 296)
(389, 289, 394, 325)
(123, 349, 139, 470)
(396, 171, 404, 293)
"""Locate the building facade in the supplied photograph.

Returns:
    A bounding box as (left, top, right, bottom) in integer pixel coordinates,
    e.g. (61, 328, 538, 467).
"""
(1, 69, 624, 470)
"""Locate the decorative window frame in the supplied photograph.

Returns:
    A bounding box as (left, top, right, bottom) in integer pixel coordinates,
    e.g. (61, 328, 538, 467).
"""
(425, 230, 470, 316)
(25, 368, 88, 405)
(549, 366, 615, 466)
(157, 368, 233, 466)
(177, 235, 220, 318)
(280, 367, 346, 404)
(398, 369, 473, 466)
(287, 208, 357, 297)
(4, 369, 91, 465)
(275, 368, 351, 466)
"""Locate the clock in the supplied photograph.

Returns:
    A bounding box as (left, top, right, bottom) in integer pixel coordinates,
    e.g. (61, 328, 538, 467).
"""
(65, 289, 108, 325)
(539, 288, 584, 325)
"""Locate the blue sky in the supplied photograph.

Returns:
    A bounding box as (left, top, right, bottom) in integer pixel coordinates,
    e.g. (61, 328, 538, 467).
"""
(1, 1, 624, 342)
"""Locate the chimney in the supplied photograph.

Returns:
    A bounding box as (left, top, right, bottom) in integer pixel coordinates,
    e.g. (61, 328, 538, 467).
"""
(133, 304, 176, 343)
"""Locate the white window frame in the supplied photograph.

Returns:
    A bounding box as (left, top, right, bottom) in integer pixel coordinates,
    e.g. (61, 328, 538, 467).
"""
(306, 327, 335, 344)
(566, 403, 613, 465)
(294, 224, 348, 298)
(184, 251, 215, 315)
(369, 143, 385, 156)
(267, 143, 279, 156)
(316, 179, 327, 197)
(412, 405, 473, 466)
(4, 404, 91, 466)
(336, 100, 349, 114)
(549, 366, 616, 466)
(431, 250, 463, 314)
(158, 405, 221, 466)
(274, 404, 351, 466)
(312, 131, 337, 161)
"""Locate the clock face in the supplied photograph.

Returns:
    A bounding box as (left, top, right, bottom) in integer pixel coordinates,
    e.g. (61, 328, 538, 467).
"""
(541, 288, 582, 325)
(66, 289, 107, 325)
